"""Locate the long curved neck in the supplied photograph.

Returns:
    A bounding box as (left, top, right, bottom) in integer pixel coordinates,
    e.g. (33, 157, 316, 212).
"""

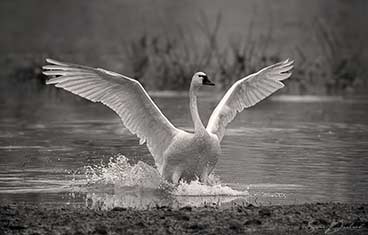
(189, 85, 205, 133)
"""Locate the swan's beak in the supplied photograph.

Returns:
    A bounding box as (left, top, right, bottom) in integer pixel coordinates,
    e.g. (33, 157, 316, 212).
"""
(202, 77, 215, 86)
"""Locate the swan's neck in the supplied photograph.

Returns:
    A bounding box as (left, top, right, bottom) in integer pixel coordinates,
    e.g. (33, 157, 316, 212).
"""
(189, 86, 205, 134)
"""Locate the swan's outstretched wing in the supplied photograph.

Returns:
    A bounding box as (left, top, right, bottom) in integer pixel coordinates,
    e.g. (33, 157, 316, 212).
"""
(43, 58, 179, 168)
(207, 59, 294, 141)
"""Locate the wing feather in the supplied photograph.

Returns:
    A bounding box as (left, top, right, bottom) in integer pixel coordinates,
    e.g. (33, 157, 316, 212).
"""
(43, 58, 180, 169)
(207, 59, 294, 141)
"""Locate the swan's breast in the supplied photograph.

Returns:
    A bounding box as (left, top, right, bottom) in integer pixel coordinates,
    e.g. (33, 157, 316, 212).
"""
(163, 131, 220, 167)
(160, 131, 220, 182)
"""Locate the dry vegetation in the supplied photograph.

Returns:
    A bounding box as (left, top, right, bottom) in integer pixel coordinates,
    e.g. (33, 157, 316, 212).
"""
(123, 13, 284, 91)
(0, 15, 366, 99)
(293, 19, 367, 95)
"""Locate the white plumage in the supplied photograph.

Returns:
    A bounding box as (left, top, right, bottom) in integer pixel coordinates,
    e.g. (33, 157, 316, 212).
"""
(207, 59, 294, 141)
(43, 58, 294, 184)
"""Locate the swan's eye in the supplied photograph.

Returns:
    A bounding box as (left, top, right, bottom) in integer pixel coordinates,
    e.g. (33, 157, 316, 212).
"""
(199, 75, 208, 84)
(198, 74, 208, 81)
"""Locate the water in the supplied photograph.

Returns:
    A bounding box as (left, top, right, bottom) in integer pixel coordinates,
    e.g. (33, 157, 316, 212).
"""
(0, 93, 367, 209)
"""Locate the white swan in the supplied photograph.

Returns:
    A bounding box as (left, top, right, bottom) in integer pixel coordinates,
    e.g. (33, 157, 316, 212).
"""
(42, 58, 294, 184)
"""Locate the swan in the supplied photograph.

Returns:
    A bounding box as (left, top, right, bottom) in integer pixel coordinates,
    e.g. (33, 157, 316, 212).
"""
(42, 58, 294, 184)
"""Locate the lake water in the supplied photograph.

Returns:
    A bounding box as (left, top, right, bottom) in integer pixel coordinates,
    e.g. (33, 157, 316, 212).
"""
(0, 93, 367, 209)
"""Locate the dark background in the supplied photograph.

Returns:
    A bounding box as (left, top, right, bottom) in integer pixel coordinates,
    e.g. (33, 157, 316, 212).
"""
(0, 0, 368, 210)
(0, 0, 367, 96)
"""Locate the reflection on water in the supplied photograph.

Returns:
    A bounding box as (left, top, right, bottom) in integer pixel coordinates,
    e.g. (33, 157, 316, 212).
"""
(0, 94, 368, 208)
(85, 191, 249, 210)
(84, 184, 249, 210)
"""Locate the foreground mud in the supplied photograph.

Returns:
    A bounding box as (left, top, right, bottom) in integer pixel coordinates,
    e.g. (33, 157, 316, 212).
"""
(1, 203, 367, 234)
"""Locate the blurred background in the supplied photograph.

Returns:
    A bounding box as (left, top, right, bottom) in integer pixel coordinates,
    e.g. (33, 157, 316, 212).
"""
(1, 0, 368, 206)
(0, 0, 367, 100)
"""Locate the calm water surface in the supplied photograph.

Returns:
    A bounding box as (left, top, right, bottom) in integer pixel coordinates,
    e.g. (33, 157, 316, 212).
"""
(0, 94, 367, 208)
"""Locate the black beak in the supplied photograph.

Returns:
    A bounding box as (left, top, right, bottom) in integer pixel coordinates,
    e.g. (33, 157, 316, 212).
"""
(202, 76, 215, 86)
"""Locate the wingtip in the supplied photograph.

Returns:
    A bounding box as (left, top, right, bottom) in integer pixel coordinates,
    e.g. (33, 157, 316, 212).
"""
(284, 58, 294, 61)
(289, 58, 295, 64)
(45, 58, 54, 63)
(42, 70, 51, 75)
(283, 58, 295, 67)
(42, 65, 52, 70)
(45, 58, 67, 66)
(42, 70, 54, 85)
(284, 58, 295, 64)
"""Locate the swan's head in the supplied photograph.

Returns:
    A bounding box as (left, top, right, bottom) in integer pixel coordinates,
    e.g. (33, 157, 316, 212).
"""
(191, 72, 215, 88)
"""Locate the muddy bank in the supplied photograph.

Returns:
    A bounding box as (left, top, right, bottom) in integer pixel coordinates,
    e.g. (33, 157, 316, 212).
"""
(1, 203, 368, 234)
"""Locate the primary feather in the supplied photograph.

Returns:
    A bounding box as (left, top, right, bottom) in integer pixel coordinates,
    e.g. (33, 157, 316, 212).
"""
(43, 58, 179, 169)
(207, 59, 294, 141)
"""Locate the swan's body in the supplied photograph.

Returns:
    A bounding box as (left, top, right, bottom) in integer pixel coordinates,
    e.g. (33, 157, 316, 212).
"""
(43, 58, 293, 183)
(162, 129, 220, 183)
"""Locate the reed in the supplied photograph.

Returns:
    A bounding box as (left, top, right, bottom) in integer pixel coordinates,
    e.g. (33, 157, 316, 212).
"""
(292, 18, 367, 94)
(1, 14, 366, 97)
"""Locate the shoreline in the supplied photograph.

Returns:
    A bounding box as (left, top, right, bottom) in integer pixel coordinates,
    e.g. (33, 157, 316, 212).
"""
(1, 202, 367, 234)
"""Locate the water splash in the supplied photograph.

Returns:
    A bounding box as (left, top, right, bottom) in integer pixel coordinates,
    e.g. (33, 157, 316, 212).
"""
(84, 154, 248, 195)
(82, 154, 249, 209)
(84, 154, 162, 189)
(173, 176, 249, 196)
